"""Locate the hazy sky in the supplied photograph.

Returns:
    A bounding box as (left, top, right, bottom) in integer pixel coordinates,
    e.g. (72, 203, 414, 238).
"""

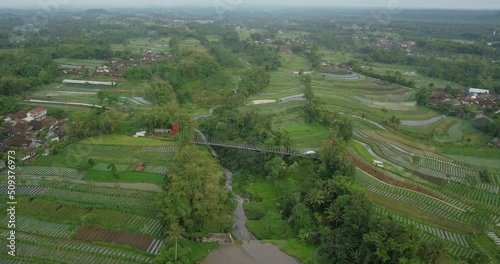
(0, 0, 498, 10)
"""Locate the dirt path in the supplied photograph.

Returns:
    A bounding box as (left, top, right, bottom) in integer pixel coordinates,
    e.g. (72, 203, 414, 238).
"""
(20, 175, 163, 192)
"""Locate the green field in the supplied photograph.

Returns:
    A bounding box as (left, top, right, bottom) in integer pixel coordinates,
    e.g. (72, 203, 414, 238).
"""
(81, 134, 178, 147)
(84, 170, 165, 185)
(54, 58, 105, 67)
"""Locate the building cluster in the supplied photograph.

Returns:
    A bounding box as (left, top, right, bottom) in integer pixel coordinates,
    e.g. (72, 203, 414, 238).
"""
(257, 37, 313, 55)
(62, 52, 174, 78)
(430, 88, 499, 113)
(371, 39, 416, 52)
(1, 107, 67, 161)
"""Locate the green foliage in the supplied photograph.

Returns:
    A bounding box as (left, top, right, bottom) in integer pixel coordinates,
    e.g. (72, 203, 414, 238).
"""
(362, 217, 426, 263)
(47, 108, 68, 119)
(319, 138, 354, 178)
(239, 67, 271, 96)
(245, 203, 266, 220)
(156, 146, 233, 234)
(67, 109, 126, 138)
(0, 96, 19, 115)
(124, 65, 152, 80)
(415, 87, 431, 106)
(144, 79, 177, 105)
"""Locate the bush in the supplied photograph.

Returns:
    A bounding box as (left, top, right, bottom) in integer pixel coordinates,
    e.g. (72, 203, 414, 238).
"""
(245, 203, 265, 220)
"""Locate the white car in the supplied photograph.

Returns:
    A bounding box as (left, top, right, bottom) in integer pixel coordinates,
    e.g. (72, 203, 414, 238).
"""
(303, 150, 316, 155)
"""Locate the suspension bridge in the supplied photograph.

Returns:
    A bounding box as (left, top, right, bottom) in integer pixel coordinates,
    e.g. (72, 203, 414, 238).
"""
(191, 129, 320, 157)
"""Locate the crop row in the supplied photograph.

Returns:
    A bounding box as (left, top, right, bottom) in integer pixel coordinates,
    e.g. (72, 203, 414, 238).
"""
(2, 166, 85, 180)
(141, 147, 178, 153)
(374, 206, 470, 247)
(0, 257, 33, 264)
(143, 165, 168, 175)
(93, 163, 129, 171)
(444, 182, 500, 208)
(1, 215, 77, 239)
(486, 232, 500, 247)
(355, 130, 491, 186)
(0, 186, 46, 196)
(0, 179, 157, 215)
(1, 231, 154, 264)
(444, 154, 500, 171)
(401, 115, 446, 126)
(356, 170, 468, 224)
(124, 215, 163, 237)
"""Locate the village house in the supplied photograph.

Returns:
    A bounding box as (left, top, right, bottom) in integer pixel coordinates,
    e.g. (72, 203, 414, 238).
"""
(1, 107, 65, 161)
(26, 107, 48, 121)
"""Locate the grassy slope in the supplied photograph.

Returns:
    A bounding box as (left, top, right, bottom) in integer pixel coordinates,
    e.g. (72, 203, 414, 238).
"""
(80, 134, 178, 147)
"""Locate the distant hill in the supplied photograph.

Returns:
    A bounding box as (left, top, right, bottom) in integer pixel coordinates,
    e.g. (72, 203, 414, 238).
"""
(84, 9, 108, 15)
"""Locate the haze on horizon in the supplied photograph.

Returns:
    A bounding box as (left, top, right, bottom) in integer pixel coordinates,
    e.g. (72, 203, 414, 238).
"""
(0, 0, 499, 10)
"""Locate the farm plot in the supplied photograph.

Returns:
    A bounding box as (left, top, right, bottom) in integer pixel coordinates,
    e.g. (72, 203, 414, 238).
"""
(3, 179, 158, 215)
(3, 166, 85, 179)
(37, 144, 176, 167)
(143, 165, 168, 175)
(0, 257, 33, 264)
(124, 215, 163, 237)
(401, 115, 446, 126)
(0, 185, 46, 196)
(444, 182, 500, 208)
(1, 231, 154, 263)
(278, 94, 305, 103)
(1, 215, 77, 238)
(487, 232, 500, 247)
(41, 188, 156, 215)
(322, 72, 360, 80)
(356, 130, 483, 184)
(352, 96, 374, 105)
(74, 226, 155, 251)
(142, 146, 178, 153)
(444, 154, 500, 171)
(374, 206, 470, 247)
(356, 169, 469, 224)
(94, 163, 129, 171)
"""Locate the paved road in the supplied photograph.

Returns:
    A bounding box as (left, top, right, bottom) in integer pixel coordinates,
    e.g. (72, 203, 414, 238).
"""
(203, 241, 300, 264)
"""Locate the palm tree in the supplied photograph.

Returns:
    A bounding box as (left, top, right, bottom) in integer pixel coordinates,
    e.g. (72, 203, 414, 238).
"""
(165, 222, 186, 263)
(107, 163, 118, 181)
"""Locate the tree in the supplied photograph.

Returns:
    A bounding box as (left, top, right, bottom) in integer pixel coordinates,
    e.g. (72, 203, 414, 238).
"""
(415, 87, 431, 106)
(363, 217, 424, 263)
(419, 238, 447, 264)
(319, 137, 354, 178)
(156, 146, 232, 233)
(107, 163, 119, 181)
(388, 115, 401, 128)
(165, 222, 186, 263)
(265, 156, 287, 185)
(144, 79, 177, 105)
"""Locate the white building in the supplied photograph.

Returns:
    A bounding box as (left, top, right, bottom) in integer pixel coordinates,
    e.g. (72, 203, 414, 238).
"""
(63, 79, 117, 87)
(469, 88, 489, 94)
(26, 107, 47, 121)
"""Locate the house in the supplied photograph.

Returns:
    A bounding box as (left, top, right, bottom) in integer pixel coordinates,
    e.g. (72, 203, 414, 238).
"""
(4, 110, 27, 123)
(26, 107, 47, 121)
(469, 88, 489, 95)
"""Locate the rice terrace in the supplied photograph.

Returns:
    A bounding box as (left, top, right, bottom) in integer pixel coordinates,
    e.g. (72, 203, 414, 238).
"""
(0, 2, 500, 264)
